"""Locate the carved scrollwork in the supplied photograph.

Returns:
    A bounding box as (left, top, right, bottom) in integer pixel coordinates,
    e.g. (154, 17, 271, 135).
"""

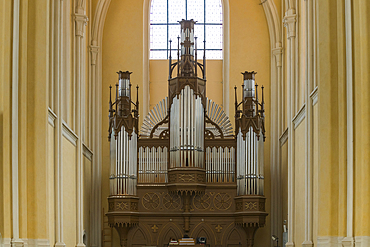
(236, 202, 243, 211)
(116, 202, 129, 211)
(168, 174, 177, 183)
(178, 174, 195, 182)
(159, 129, 169, 139)
(163, 193, 181, 210)
(193, 193, 211, 210)
(196, 174, 205, 183)
(213, 193, 232, 210)
(131, 202, 138, 211)
(259, 202, 265, 211)
(142, 192, 160, 210)
(205, 129, 215, 139)
(245, 202, 258, 211)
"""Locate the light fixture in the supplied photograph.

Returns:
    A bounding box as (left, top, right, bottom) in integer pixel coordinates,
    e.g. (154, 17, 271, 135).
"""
(272, 235, 279, 247)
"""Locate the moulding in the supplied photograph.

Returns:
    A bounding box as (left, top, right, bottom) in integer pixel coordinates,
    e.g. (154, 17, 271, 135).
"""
(48, 108, 57, 127)
(292, 104, 306, 129)
(54, 242, 66, 247)
(317, 236, 344, 247)
(62, 121, 78, 146)
(3, 238, 11, 247)
(310, 86, 318, 106)
(342, 237, 354, 247)
(83, 143, 93, 161)
(0, 238, 12, 247)
(354, 236, 370, 247)
(302, 240, 313, 247)
(279, 128, 288, 146)
(27, 239, 50, 247)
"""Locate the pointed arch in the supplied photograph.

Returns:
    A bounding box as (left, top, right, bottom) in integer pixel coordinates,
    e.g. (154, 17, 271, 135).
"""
(221, 224, 247, 246)
(190, 222, 216, 246)
(157, 222, 183, 246)
(128, 226, 151, 246)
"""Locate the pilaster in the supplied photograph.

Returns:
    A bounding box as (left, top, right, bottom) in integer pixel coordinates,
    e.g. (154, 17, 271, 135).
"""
(74, 10, 88, 247)
(283, 6, 297, 247)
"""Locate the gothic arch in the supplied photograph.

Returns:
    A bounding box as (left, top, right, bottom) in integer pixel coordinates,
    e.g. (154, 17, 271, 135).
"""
(221, 224, 247, 246)
(128, 226, 151, 246)
(157, 222, 183, 246)
(190, 222, 217, 246)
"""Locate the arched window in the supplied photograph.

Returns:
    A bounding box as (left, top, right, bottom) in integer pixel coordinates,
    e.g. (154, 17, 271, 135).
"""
(150, 0, 223, 59)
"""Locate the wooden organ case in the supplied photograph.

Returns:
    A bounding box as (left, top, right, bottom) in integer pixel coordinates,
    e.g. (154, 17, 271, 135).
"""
(107, 20, 268, 247)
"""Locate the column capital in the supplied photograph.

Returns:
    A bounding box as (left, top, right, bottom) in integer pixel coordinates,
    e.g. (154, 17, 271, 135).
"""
(283, 11, 297, 39)
(74, 14, 88, 37)
(272, 44, 283, 67)
(90, 46, 100, 65)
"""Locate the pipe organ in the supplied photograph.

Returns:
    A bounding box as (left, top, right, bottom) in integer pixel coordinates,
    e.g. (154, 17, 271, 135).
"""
(106, 20, 268, 247)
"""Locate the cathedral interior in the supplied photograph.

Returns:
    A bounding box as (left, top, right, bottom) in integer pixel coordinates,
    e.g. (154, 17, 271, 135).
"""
(1, 0, 370, 247)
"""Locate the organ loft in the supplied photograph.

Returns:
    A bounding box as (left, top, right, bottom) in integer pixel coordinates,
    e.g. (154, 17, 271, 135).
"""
(107, 20, 267, 247)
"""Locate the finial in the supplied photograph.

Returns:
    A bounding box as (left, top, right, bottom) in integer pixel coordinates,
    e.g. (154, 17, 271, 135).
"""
(109, 85, 112, 103)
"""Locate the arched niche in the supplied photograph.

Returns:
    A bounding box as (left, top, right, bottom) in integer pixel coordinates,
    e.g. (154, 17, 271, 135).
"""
(157, 223, 183, 246)
(221, 225, 247, 246)
(128, 226, 151, 246)
(191, 223, 216, 246)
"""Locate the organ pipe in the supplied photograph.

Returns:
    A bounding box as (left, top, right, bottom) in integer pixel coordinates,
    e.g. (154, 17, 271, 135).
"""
(109, 126, 138, 195)
(170, 86, 204, 169)
(235, 71, 266, 196)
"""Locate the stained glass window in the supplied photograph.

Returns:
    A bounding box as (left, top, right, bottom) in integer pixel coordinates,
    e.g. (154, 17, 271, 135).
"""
(150, 0, 223, 59)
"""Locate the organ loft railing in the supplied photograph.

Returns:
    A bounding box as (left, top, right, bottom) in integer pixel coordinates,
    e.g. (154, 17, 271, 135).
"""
(106, 19, 267, 247)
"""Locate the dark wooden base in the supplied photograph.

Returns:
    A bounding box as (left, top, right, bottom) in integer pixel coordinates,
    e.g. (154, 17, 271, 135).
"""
(107, 186, 267, 247)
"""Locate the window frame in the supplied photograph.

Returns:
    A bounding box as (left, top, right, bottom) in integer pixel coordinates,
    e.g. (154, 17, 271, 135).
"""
(150, 0, 223, 59)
